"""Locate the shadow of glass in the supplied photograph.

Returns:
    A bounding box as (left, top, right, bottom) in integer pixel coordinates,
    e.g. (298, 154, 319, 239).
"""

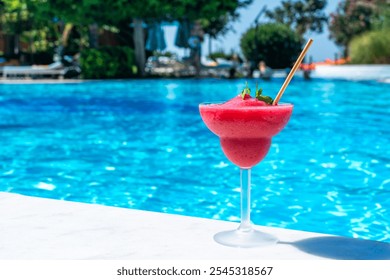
(280, 236, 390, 260)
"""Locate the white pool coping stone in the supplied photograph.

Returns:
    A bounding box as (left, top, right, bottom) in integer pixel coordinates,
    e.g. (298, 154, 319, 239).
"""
(0, 192, 389, 260)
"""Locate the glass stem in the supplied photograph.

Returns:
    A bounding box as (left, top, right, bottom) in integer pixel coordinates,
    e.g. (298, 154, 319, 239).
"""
(238, 168, 253, 232)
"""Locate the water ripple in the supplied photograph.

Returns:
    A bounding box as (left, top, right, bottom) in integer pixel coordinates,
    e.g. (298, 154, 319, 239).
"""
(0, 78, 389, 242)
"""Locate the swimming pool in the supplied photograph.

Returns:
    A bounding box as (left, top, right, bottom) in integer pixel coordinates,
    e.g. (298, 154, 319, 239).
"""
(1, 78, 389, 242)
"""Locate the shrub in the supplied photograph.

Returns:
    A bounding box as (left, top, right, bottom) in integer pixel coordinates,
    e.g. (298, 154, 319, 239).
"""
(349, 29, 390, 64)
(240, 23, 301, 69)
(152, 50, 176, 58)
(80, 46, 137, 79)
(208, 51, 231, 61)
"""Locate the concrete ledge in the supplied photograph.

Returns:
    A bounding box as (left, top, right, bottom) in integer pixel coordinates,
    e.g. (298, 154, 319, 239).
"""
(0, 192, 389, 260)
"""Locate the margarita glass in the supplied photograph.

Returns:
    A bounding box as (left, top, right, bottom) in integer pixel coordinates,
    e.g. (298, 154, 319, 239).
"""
(199, 95, 293, 247)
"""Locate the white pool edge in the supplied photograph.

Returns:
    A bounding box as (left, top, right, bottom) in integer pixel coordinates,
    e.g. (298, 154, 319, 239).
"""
(1, 192, 389, 260)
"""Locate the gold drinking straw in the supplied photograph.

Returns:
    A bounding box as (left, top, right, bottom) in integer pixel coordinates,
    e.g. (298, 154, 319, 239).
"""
(272, 38, 314, 105)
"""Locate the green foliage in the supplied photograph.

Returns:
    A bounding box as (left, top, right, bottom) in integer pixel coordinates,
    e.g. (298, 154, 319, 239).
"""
(0, 0, 32, 34)
(31, 0, 252, 28)
(38, 0, 253, 48)
(200, 14, 230, 39)
(208, 50, 242, 61)
(0, 0, 58, 33)
(20, 26, 58, 53)
(372, 1, 390, 30)
(329, 0, 384, 56)
(349, 29, 390, 64)
(80, 46, 138, 79)
(0, 0, 62, 56)
(152, 50, 176, 58)
(208, 51, 231, 61)
(265, 0, 328, 37)
(240, 23, 301, 69)
(139, 0, 253, 23)
(198, 0, 253, 40)
(1, 0, 253, 74)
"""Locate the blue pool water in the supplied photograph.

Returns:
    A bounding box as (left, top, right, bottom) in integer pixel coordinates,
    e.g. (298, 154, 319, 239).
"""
(1, 78, 389, 242)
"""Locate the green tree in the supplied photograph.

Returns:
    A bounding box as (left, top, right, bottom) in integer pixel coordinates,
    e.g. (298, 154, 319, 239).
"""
(265, 0, 328, 38)
(0, 0, 58, 61)
(240, 23, 301, 69)
(199, 1, 252, 54)
(328, 0, 385, 57)
(2, 0, 252, 74)
(80, 46, 137, 79)
(349, 29, 390, 64)
(0, 0, 30, 57)
(30, 0, 252, 75)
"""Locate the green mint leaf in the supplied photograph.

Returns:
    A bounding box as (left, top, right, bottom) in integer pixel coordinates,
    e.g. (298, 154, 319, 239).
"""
(240, 82, 273, 104)
(240, 81, 251, 99)
(255, 86, 263, 99)
(254, 82, 273, 104)
(256, 95, 273, 105)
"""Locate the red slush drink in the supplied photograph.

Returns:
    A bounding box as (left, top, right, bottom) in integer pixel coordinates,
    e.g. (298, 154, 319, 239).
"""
(199, 95, 293, 168)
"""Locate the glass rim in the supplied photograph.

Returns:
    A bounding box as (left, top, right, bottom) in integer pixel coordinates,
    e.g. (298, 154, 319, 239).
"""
(199, 101, 293, 106)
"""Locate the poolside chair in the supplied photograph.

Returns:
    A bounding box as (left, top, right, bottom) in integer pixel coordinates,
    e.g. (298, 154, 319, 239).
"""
(1, 61, 66, 79)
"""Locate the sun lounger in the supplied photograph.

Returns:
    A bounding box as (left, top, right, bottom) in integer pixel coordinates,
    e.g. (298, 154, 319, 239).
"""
(2, 62, 66, 79)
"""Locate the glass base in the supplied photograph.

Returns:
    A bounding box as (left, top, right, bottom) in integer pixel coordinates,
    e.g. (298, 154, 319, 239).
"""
(214, 228, 278, 248)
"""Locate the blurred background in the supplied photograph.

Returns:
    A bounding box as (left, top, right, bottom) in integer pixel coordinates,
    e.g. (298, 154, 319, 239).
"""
(0, 0, 389, 78)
